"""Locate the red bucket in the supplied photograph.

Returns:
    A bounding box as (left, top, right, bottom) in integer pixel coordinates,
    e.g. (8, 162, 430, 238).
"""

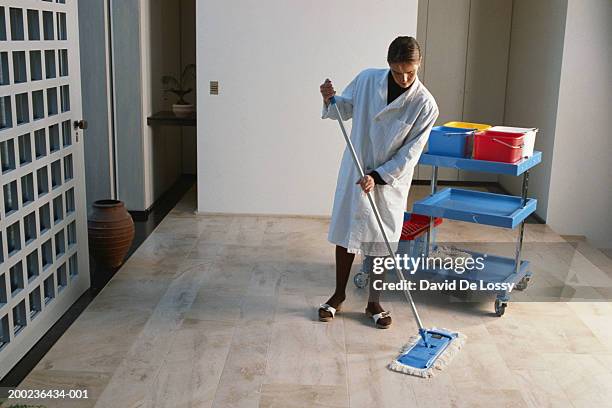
(473, 130, 525, 163)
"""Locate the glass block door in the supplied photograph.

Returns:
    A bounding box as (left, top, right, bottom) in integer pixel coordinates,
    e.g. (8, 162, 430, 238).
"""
(0, 0, 88, 379)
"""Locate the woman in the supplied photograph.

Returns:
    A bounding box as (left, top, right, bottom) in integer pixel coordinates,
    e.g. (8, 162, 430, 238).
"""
(318, 36, 439, 329)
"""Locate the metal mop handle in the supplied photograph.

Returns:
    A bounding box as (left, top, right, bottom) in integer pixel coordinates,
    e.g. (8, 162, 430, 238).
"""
(329, 97, 427, 334)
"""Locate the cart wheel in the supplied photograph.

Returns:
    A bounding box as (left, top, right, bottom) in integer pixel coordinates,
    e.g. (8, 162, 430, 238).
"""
(354, 272, 369, 289)
(515, 277, 530, 291)
(494, 299, 507, 317)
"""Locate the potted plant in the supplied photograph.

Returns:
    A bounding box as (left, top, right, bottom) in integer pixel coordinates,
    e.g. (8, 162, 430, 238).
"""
(162, 63, 196, 117)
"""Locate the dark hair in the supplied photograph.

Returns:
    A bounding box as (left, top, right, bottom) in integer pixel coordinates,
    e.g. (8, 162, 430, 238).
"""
(387, 36, 422, 64)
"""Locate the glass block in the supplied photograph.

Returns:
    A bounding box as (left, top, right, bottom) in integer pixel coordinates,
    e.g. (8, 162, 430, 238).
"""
(43, 275, 55, 304)
(3, 180, 18, 214)
(0, 7, 6, 41)
(15, 92, 30, 125)
(57, 12, 66, 41)
(1, 138, 16, 173)
(63, 154, 73, 181)
(39, 202, 51, 233)
(34, 128, 47, 157)
(7, 221, 21, 255)
(49, 124, 60, 152)
(53, 195, 63, 223)
(37, 166, 49, 196)
(12, 51, 26, 83)
(29, 286, 42, 320)
(41, 238, 53, 269)
(56, 263, 67, 292)
(47, 87, 58, 116)
(57, 0, 66, 4)
(0, 235, 3, 264)
(18, 133, 32, 165)
(59, 49, 68, 76)
(30, 50, 42, 81)
(68, 253, 77, 279)
(51, 159, 62, 189)
(0, 52, 9, 85)
(65, 188, 74, 213)
(9, 8, 24, 41)
(27, 9, 40, 41)
(60, 84, 70, 112)
(0, 95, 13, 130)
(26, 249, 39, 281)
(54, 230, 65, 256)
(12, 299, 27, 335)
(67, 221, 76, 246)
(32, 90, 44, 120)
(9, 261, 24, 295)
(61, 120, 71, 146)
(24, 212, 37, 243)
(42, 11, 53, 41)
(21, 173, 34, 205)
(44, 49, 55, 79)
(0, 314, 9, 351)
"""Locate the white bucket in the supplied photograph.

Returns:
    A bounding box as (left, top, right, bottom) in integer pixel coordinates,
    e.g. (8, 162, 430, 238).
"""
(487, 126, 538, 158)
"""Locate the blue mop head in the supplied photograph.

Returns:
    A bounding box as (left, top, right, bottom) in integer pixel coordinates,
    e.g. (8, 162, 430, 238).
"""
(388, 327, 466, 378)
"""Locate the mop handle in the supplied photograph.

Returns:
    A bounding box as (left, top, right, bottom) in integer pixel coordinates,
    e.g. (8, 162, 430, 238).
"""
(329, 97, 426, 332)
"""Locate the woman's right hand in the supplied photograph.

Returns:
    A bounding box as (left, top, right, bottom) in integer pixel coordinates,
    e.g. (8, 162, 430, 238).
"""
(320, 78, 336, 106)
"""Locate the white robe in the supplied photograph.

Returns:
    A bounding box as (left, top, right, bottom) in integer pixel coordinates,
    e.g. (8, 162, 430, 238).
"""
(322, 68, 439, 256)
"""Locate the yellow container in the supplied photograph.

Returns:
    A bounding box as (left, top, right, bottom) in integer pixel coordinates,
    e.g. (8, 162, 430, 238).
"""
(444, 121, 491, 131)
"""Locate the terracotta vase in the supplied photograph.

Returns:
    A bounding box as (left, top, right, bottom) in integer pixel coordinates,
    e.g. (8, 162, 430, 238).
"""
(88, 200, 135, 268)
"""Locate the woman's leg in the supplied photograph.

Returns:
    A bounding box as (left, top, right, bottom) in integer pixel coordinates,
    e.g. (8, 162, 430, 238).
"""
(366, 255, 392, 327)
(319, 245, 354, 319)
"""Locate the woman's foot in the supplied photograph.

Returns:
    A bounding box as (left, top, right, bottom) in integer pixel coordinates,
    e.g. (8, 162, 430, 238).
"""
(318, 293, 346, 322)
(365, 302, 392, 329)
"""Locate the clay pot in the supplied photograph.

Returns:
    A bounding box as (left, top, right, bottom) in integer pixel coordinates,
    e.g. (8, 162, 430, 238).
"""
(172, 103, 195, 117)
(88, 200, 135, 268)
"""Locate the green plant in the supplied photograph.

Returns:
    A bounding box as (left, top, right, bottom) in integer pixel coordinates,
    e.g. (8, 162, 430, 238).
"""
(162, 63, 196, 105)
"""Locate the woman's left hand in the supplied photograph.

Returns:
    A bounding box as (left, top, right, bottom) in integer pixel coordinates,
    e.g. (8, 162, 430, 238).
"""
(356, 175, 375, 193)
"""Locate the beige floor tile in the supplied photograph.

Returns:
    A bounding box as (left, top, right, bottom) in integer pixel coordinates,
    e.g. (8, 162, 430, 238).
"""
(149, 319, 235, 408)
(259, 383, 349, 408)
(15, 369, 110, 408)
(210, 320, 272, 408)
(265, 321, 347, 386)
(510, 369, 573, 408)
(32, 308, 150, 374)
(187, 289, 277, 323)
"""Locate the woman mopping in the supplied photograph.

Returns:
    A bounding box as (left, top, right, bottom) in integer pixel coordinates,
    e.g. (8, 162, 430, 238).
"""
(318, 36, 439, 329)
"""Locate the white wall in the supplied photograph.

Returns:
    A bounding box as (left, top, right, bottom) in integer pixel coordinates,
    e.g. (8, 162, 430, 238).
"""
(500, 0, 568, 220)
(546, 0, 612, 247)
(196, 0, 418, 215)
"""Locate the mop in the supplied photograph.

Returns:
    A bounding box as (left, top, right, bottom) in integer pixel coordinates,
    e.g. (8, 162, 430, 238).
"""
(329, 96, 465, 377)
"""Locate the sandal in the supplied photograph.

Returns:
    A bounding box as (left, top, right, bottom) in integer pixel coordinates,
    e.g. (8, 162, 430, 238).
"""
(318, 303, 342, 322)
(365, 308, 392, 329)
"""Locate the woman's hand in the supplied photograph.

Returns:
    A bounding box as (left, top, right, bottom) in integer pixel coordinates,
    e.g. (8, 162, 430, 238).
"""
(356, 175, 375, 193)
(320, 78, 336, 106)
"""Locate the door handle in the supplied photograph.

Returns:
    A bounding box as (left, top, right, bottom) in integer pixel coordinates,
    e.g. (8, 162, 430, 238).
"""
(74, 120, 88, 130)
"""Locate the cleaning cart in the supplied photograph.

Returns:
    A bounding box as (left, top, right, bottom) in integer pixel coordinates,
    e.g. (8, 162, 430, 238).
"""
(412, 151, 542, 316)
(356, 151, 541, 317)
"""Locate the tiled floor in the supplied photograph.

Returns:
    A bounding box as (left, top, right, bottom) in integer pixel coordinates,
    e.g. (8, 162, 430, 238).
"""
(12, 186, 612, 407)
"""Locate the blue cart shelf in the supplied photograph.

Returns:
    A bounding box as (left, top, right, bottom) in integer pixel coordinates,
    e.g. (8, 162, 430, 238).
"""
(414, 152, 541, 316)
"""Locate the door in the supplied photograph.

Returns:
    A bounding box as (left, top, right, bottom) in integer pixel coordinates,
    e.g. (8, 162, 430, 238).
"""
(0, 0, 89, 379)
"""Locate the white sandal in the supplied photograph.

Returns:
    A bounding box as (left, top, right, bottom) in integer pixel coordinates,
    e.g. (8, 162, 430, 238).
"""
(365, 308, 392, 329)
(318, 303, 341, 322)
